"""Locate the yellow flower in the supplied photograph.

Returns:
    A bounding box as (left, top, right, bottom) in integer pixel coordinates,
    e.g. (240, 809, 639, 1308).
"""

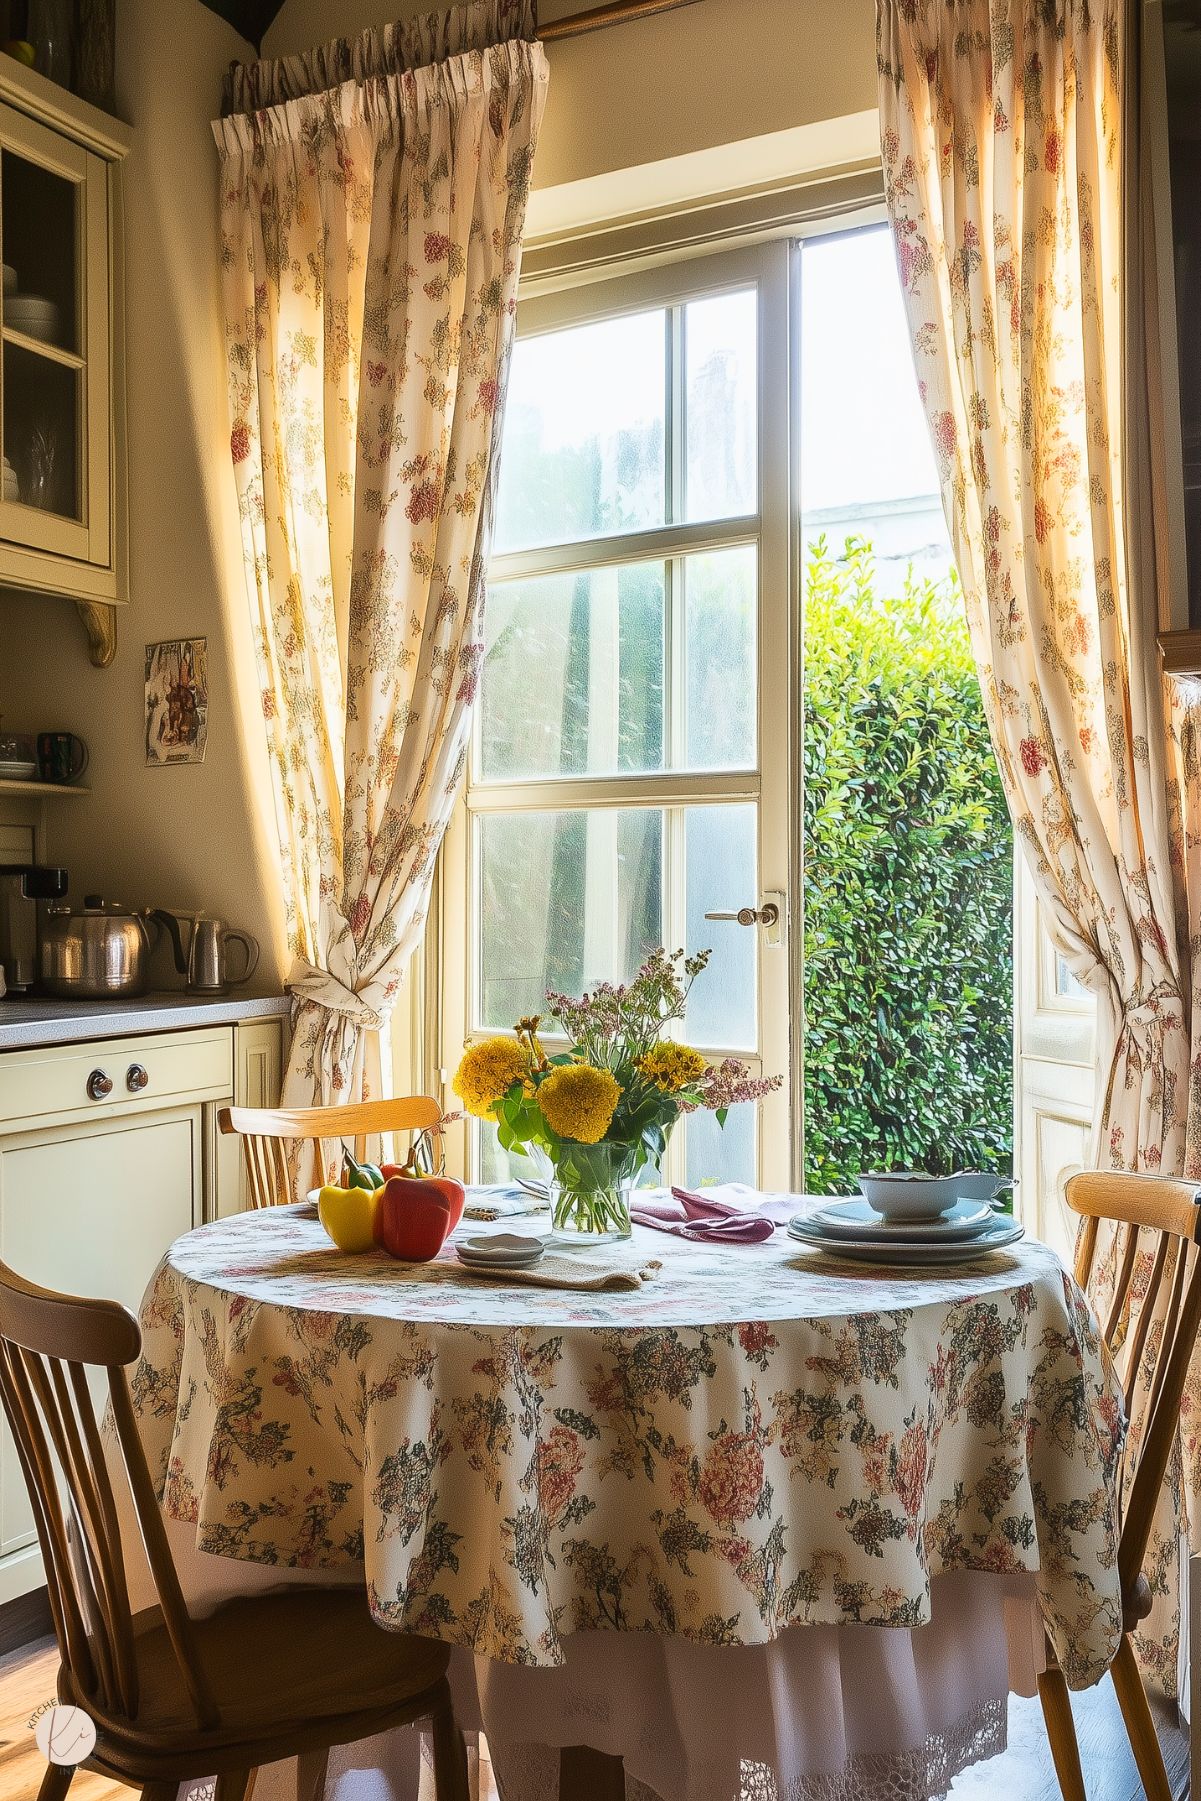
(453, 1037, 530, 1120)
(538, 1063, 621, 1144)
(636, 1042, 708, 1093)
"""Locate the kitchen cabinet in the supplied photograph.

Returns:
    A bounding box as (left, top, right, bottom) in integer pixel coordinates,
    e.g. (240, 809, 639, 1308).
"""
(0, 57, 131, 667)
(0, 1012, 283, 1611)
(230, 1015, 284, 1215)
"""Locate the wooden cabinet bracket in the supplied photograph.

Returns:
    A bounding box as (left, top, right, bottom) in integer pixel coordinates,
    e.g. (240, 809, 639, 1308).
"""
(75, 600, 116, 667)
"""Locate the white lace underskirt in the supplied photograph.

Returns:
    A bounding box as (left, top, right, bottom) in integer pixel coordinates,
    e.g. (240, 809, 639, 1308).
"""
(481, 1704, 1005, 1801)
(234, 1570, 1041, 1801)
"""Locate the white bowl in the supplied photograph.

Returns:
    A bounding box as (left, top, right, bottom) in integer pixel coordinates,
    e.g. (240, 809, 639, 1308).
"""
(3, 264, 16, 297)
(857, 1172, 962, 1221)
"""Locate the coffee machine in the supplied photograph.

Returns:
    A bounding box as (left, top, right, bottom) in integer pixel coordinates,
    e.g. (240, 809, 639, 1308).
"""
(0, 865, 68, 993)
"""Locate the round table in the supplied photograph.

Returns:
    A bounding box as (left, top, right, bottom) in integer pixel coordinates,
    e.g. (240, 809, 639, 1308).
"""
(129, 1203, 1124, 1801)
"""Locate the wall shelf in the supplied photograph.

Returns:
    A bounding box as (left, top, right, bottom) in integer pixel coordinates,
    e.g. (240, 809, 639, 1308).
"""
(0, 780, 89, 798)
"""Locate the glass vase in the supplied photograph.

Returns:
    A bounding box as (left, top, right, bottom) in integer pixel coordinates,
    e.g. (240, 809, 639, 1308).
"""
(549, 1141, 637, 1244)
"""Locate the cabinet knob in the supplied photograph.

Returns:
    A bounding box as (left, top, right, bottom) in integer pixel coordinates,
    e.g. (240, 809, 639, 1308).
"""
(126, 1063, 149, 1093)
(86, 1069, 113, 1101)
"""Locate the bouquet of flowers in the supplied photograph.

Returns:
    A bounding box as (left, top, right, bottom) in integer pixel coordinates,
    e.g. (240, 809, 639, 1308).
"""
(453, 948, 780, 1242)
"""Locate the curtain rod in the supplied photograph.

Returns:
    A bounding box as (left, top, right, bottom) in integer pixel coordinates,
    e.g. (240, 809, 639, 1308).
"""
(539, 0, 702, 44)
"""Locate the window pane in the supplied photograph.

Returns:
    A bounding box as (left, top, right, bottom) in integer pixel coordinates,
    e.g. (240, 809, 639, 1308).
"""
(479, 550, 755, 782)
(800, 227, 951, 592)
(799, 227, 1012, 1196)
(1055, 954, 1090, 1001)
(684, 803, 757, 1050)
(475, 1121, 509, 1186)
(474, 1121, 548, 1187)
(494, 310, 666, 553)
(685, 289, 757, 522)
(685, 546, 756, 768)
(477, 809, 663, 1028)
(480, 564, 665, 780)
(684, 1101, 755, 1188)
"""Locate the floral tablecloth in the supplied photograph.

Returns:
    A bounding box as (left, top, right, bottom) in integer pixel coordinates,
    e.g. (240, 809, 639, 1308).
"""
(131, 1204, 1124, 1689)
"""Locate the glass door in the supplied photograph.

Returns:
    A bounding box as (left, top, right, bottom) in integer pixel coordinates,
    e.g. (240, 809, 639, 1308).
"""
(442, 242, 794, 1190)
(0, 101, 108, 565)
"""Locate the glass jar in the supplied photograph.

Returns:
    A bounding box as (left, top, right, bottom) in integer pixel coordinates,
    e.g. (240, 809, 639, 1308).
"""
(27, 0, 71, 86)
(0, 725, 36, 779)
(549, 1141, 638, 1244)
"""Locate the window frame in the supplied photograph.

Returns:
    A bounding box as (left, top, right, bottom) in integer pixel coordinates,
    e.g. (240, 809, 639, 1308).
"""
(439, 238, 797, 1187)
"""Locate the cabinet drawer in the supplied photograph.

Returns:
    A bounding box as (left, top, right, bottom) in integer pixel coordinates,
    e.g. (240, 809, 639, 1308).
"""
(0, 1027, 233, 1129)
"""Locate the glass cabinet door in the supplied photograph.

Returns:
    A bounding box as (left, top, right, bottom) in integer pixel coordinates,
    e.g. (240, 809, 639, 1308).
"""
(0, 101, 108, 565)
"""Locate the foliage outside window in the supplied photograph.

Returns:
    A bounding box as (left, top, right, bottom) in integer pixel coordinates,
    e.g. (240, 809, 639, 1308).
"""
(802, 537, 1013, 1192)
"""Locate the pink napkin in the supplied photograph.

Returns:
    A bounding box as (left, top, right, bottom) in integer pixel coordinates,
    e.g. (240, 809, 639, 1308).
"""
(630, 1182, 778, 1243)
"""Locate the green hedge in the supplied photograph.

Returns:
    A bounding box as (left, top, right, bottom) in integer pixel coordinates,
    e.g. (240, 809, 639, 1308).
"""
(802, 537, 1013, 1193)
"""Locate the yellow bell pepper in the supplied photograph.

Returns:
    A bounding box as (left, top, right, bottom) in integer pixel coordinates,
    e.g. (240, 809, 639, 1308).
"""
(317, 1181, 380, 1253)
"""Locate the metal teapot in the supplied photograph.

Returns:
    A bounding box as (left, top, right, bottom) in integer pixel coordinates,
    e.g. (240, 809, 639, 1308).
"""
(152, 909, 260, 995)
(41, 896, 159, 998)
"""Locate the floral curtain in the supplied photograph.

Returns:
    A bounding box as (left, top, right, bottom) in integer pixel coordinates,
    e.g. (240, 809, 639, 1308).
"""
(214, 2, 548, 1152)
(876, 0, 1193, 1691)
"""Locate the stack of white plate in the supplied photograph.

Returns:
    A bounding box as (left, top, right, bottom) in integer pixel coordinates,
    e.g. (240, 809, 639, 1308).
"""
(2, 265, 16, 298)
(456, 1232, 545, 1271)
(788, 1195, 1023, 1266)
(8, 294, 62, 345)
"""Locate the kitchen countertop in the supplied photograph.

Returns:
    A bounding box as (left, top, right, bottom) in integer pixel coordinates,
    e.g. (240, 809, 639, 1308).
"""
(0, 991, 291, 1051)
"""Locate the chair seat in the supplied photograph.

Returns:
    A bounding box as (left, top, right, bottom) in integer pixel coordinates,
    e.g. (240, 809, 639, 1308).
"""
(64, 1585, 450, 1764)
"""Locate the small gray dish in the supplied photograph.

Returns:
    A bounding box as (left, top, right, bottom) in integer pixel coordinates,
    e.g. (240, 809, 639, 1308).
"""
(456, 1233, 545, 1268)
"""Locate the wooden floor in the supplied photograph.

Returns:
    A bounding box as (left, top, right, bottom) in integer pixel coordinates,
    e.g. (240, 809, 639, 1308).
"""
(949, 1679, 1189, 1801)
(0, 1634, 1190, 1800)
(0, 1636, 124, 1801)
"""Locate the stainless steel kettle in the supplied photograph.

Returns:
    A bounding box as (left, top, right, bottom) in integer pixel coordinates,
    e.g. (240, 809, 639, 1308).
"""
(41, 896, 159, 998)
(153, 909, 259, 995)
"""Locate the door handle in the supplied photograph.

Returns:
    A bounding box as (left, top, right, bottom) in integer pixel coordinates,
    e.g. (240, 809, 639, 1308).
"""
(705, 903, 780, 929)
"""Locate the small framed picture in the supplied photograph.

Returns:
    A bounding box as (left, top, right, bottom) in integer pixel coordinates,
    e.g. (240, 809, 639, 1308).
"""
(145, 638, 209, 766)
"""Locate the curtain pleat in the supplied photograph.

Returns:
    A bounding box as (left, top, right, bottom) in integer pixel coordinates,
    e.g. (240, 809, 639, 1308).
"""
(215, 10, 548, 1185)
(877, 0, 1198, 1693)
(223, 0, 538, 112)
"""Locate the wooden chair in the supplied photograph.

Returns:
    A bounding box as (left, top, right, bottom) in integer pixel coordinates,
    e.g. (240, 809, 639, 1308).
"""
(217, 1096, 443, 1208)
(1037, 1170, 1201, 1801)
(0, 1259, 469, 1801)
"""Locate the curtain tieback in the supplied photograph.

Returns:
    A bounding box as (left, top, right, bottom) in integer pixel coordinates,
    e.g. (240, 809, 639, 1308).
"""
(1116, 989, 1185, 1051)
(286, 959, 385, 1032)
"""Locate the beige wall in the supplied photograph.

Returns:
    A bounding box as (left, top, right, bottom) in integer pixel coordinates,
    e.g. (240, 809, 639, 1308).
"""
(263, 0, 879, 195)
(0, 0, 289, 990)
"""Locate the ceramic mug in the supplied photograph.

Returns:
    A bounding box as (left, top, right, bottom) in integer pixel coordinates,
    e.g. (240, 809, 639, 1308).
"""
(37, 731, 88, 784)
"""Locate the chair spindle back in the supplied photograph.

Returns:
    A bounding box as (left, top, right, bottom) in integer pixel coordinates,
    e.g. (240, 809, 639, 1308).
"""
(0, 1262, 219, 1730)
(218, 1096, 444, 1209)
(1065, 1171, 1201, 1601)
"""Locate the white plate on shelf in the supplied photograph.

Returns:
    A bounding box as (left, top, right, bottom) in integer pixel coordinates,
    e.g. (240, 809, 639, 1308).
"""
(808, 1197, 997, 1243)
(788, 1215, 1024, 1265)
(8, 297, 62, 343)
(3, 264, 16, 297)
(0, 760, 37, 781)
